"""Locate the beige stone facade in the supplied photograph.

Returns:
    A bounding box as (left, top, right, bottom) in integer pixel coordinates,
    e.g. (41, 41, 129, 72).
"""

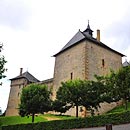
(52, 25, 123, 116)
(87, 41, 122, 80)
(6, 23, 124, 117)
(53, 41, 122, 99)
(6, 71, 40, 116)
(6, 78, 28, 116)
(53, 41, 87, 98)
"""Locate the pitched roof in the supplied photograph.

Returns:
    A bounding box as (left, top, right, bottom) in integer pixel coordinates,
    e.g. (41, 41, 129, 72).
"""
(10, 71, 40, 83)
(60, 30, 85, 53)
(54, 30, 124, 57)
(40, 78, 53, 84)
(123, 61, 130, 67)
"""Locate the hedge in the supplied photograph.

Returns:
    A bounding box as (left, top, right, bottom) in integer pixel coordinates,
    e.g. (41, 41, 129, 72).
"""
(2, 111, 130, 130)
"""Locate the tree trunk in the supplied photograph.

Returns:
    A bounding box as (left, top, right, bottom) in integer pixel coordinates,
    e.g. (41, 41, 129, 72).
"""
(32, 113, 35, 123)
(76, 105, 78, 117)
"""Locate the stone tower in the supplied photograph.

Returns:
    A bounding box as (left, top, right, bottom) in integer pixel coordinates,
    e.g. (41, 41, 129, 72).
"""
(6, 68, 39, 116)
(53, 23, 124, 96)
(52, 23, 124, 116)
(6, 22, 125, 117)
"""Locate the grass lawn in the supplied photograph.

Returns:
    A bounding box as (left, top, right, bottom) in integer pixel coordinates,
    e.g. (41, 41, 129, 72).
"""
(1, 103, 130, 130)
(0, 114, 75, 130)
(43, 114, 75, 120)
(106, 102, 130, 114)
(0, 115, 47, 130)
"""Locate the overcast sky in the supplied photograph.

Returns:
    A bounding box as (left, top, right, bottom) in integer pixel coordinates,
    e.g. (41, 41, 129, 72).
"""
(0, 0, 130, 112)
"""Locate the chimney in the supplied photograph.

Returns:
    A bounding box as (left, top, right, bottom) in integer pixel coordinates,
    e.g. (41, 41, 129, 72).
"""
(20, 68, 23, 75)
(97, 29, 100, 42)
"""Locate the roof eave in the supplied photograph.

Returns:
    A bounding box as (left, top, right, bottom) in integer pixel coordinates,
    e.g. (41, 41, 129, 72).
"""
(53, 38, 86, 57)
(10, 76, 25, 81)
(53, 38, 125, 57)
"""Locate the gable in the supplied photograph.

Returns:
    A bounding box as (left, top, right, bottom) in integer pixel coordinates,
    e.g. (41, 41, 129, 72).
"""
(54, 29, 124, 57)
(10, 71, 40, 83)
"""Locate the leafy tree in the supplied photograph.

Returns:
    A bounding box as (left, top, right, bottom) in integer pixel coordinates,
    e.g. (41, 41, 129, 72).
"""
(96, 66, 130, 111)
(0, 56, 7, 80)
(0, 44, 7, 83)
(56, 79, 107, 117)
(94, 74, 117, 103)
(52, 99, 71, 115)
(80, 80, 106, 116)
(19, 84, 51, 123)
(108, 67, 130, 110)
(0, 107, 2, 115)
(56, 80, 83, 117)
(0, 45, 7, 114)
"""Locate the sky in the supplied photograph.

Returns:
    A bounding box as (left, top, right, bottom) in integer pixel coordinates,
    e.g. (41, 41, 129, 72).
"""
(0, 0, 130, 112)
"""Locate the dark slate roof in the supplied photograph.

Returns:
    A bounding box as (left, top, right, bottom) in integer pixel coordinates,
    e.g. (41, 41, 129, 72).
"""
(54, 30, 125, 57)
(10, 71, 40, 83)
(40, 78, 53, 84)
(60, 30, 85, 53)
(123, 61, 130, 67)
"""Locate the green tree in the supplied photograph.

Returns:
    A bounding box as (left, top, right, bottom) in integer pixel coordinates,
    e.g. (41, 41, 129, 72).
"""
(56, 79, 107, 117)
(0, 56, 7, 80)
(0, 44, 7, 82)
(94, 74, 116, 104)
(97, 66, 130, 111)
(108, 67, 130, 110)
(0, 107, 2, 115)
(56, 80, 83, 117)
(52, 99, 71, 115)
(0, 45, 7, 113)
(80, 80, 106, 116)
(19, 84, 51, 123)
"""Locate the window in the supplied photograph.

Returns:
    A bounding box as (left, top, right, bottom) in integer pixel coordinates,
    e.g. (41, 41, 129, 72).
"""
(19, 85, 21, 89)
(18, 92, 20, 97)
(19, 85, 22, 89)
(102, 59, 105, 67)
(70, 72, 73, 80)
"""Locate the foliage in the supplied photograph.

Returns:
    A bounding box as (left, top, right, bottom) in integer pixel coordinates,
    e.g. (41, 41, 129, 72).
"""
(100, 66, 130, 110)
(113, 66, 130, 110)
(0, 45, 7, 87)
(107, 102, 130, 114)
(2, 111, 130, 130)
(52, 99, 71, 115)
(19, 84, 51, 122)
(79, 80, 105, 115)
(0, 114, 74, 130)
(0, 108, 2, 115)
(56, 79, 106, 116)
(0, 55, 7, 80)
(94, 74, 116, 103)
(56, 79, 83, 117)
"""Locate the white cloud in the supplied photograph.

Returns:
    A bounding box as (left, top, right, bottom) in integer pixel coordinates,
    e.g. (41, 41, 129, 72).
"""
(1, 0, 130, 112)
(0, 0, 32, 30)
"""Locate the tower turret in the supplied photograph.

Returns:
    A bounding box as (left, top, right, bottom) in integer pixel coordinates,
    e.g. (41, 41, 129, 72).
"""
(83, 20, 93, 37)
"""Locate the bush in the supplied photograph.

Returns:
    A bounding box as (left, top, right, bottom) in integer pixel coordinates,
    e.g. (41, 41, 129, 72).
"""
(2, 111, 130, 130)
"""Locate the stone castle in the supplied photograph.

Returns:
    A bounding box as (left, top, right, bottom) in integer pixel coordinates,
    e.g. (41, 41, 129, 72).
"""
(6, 22, 125, 116)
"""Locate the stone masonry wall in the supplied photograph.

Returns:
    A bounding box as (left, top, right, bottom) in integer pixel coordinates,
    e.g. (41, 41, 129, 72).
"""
(6, 78, 28, 116)
(85, 41, 122, 115)
(86, 41, 122, 80)
(53, 41, 87, 99)
(53, 39, 123, 116)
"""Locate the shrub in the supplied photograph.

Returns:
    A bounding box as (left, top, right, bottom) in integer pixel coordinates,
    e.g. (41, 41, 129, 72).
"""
(2, 111, 130, 130)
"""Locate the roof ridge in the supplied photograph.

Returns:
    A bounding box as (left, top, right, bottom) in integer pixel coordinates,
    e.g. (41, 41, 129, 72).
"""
(54, 30, 85, 56)
(10, 71, 40, 82)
